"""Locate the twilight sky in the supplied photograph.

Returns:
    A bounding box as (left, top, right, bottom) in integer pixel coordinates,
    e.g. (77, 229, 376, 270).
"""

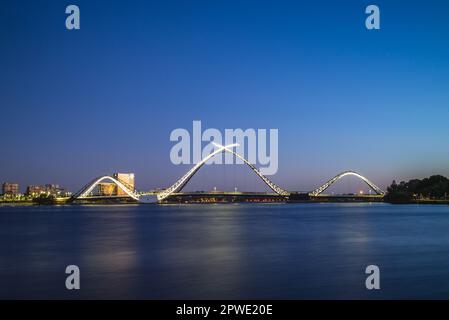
(1, 0, 449, 193)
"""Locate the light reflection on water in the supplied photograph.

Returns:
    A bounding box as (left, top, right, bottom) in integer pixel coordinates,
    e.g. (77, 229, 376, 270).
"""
(1, 203, 449, 299)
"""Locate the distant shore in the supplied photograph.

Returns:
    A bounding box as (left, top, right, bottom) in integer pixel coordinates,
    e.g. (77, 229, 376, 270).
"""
(1, 198, 449, 205)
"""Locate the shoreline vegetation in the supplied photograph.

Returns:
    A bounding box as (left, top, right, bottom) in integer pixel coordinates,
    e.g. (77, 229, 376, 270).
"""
(1, 175, 449, 205)
(384, 175, 449, 204)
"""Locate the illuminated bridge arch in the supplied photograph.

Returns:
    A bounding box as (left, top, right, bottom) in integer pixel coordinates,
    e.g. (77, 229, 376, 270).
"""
(309, 170, 385, 196)
(157, 143, 289, 201)
(70, 175, 140, 201)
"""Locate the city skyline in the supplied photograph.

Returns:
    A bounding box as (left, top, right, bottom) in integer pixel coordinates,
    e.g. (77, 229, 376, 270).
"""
(1, 0, 449, 192)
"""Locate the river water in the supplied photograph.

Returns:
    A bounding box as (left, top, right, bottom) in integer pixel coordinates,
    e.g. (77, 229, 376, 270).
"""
(1, 203, 449, 299)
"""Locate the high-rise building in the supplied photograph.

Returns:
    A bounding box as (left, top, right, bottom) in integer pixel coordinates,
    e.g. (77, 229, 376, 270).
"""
(2, 183, 20, 195)
(26, 184, 69, 196)
(45, 184, 60, 191)
(113, 173, 135, 195)
(26, 185, 46, 195)
(98, 183, 117, 196)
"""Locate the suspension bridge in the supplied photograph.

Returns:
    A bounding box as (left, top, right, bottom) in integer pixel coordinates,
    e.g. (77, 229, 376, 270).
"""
(69, 143, 385, 204)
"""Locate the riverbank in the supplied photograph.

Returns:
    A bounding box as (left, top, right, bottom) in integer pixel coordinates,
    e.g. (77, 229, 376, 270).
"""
(0, 201, 34, 205)
(2, 197, 448, 205)
(0, 197, 70, 205)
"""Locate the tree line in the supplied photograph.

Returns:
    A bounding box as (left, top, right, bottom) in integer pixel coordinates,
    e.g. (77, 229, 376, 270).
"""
(384, 175, 449, 203)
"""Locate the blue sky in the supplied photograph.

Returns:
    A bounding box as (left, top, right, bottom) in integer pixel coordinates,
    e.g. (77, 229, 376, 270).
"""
(1, 0, 448, 193)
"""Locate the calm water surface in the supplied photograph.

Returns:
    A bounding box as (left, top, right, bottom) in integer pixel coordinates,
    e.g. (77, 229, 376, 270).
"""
(1, 203, 449, 299)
